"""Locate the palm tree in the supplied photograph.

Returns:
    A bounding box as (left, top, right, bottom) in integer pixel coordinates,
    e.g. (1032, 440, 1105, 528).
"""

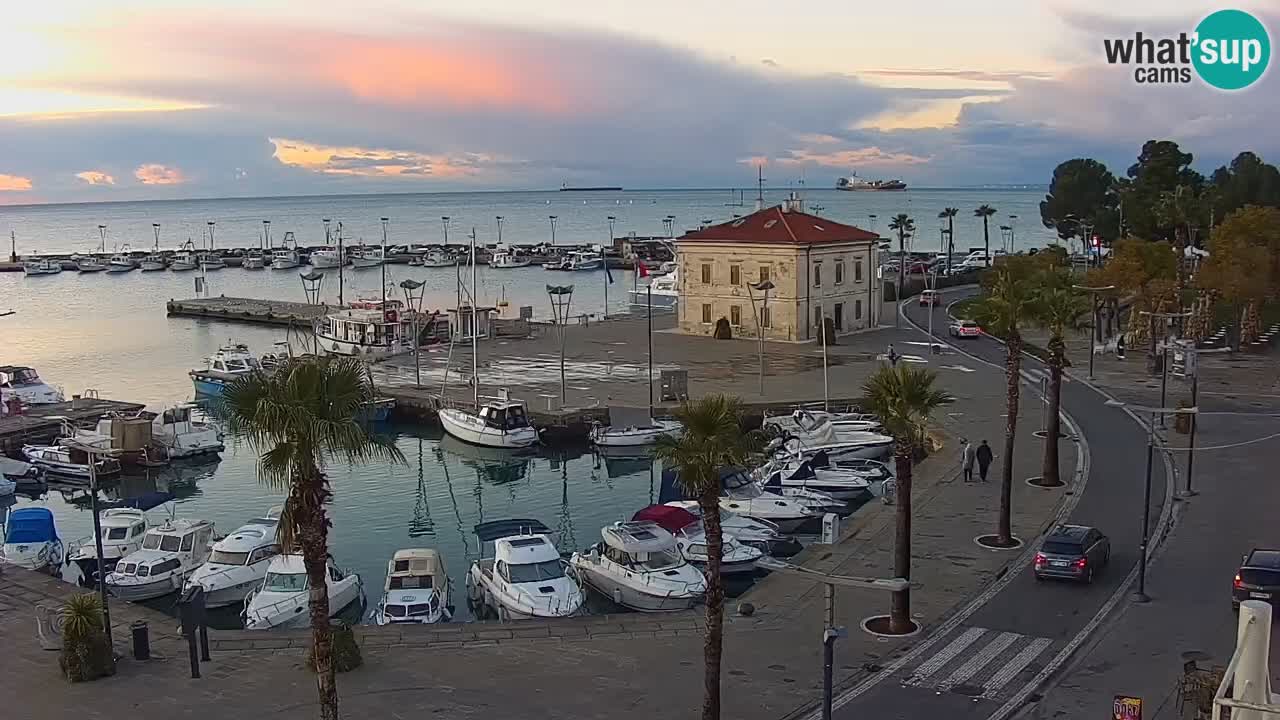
(938, 208, 959, 273)
(888, 214, 915, 300)
(654, 395, 760, 720)
(970, 257, 1038, 546)
(861, 365, 953, 633)
(974, 205, 997, 266)
(221, 356, 403, 720)
(1030, 270, 1089, 486)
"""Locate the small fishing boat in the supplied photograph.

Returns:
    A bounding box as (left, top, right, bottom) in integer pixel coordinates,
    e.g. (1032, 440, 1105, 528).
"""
(189, 343, 263, 397)
(185, 508, 282, 608)
(106, 518, 217, 601)
(242, 249, 266, 269)
(243, 553, 363, 629)
(489, 248, 531, 269)
(315, 299, 410, 359)
(199, 253, 225, 270)
(308, 246, 343, 269)
(569, 521, 705, 612)
(0, 456, 44, 490)
(349, 246, 385, 268)
(372, 548, 452, 625)
(565, 250, 604, 271)
(106, 249, 137, 272)
(66, 508, 149, 578)
(139, 255, 167, 271)
(629, 267, 679, 309)
(438, 391, 539, 448)
(589, 408, 682, 447)
(21, 444, 122, 480)
(75, 255, 106, 272)
(152, 404, 225, 458)
(0, 508, 64, 572)
(271, 233, 302, 269)
(466, 519, 584, 621)
(360, 397, 396, 423)
(23, 259, 63, 275)
(170, 241, 199, 271)
(420, 249, 455, 267)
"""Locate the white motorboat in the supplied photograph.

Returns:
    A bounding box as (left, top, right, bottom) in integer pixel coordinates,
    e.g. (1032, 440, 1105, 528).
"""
(666, 467, 819, 534)
(466, 519, 584, 620)
(199, 253, 225, 270)
(309, 246, 343, 268)
(489, 248, 531, 269)
(349, 246, 384, 268)
(75, 255, 107, 272)
(769, 411, 893, 459)
(421, 249, 456, 267)
(106, 518, 217, 601)
(589, 408, 682, 447)
(438, 390, 539, 449)
(22, 444, 122, 480)
(565, 250, 603, 271)
(629, 266, 679, 309)
(186, 509, 282, 609)
(271, 247, 301, 269)
(243, 553, 363, 629)
(779, 433, 895, 462)
(242, 249, 266, 269)
(0, 365, 64, 405)
(152, 404, 225, 458)
(372, 548, 452, 625)
(0, 456, 43, 489)
(170, 241, 199, 271)
(775, 410, 883, 434)
(542, 256, 570, 270)
(23, 259, 63, 275)
(569, 521, 706, 612)
(190, 343, 263, 397)
(67, 508, 149, 577)
(662, 501, 798, 556)
(632, 505, 761, 575)
(139, 254, 167, 271)
(106, 251, 136, 272)
(0, 508, 64, 572)
(757, 457, 872, 501)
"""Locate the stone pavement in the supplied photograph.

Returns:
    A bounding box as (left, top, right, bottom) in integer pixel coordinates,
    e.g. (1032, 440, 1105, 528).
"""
(0, 347, 1079, 720)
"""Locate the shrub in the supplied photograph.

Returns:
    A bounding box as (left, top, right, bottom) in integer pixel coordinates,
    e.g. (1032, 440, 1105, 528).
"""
(59, 593, 116, 682)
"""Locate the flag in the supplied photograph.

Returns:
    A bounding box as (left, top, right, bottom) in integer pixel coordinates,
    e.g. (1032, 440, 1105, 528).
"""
(635, 258, 649, 278)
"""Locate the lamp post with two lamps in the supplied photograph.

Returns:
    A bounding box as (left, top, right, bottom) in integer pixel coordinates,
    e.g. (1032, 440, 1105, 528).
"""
(399, 279, 426, 387)
(1072, 284, 1116, 381)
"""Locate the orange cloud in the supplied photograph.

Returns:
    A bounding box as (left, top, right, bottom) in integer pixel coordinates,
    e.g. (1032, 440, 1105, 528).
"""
(271, 138, 494, 179)
(737, 156, 769, 167)
(0, 174, 33, 191)
(134, 164, 186, 185)
(777, 147, 931, 167)
(75, 170, 115, 185)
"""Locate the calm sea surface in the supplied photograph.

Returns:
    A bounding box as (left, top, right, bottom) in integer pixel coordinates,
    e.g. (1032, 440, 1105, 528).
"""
(0, 188, 1045, 624)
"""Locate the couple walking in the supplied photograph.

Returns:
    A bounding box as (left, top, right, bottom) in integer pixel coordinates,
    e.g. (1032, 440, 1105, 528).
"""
(961, 439, 992, 482)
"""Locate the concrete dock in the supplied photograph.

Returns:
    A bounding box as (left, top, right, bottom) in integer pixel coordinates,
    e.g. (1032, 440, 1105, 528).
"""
(0, 397, 147, 454)
(166, 295, 331, 327)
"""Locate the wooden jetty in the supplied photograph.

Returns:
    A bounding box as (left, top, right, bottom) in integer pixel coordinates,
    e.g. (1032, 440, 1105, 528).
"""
(166, 296, 330, 327)
(0, 398, 147, 455)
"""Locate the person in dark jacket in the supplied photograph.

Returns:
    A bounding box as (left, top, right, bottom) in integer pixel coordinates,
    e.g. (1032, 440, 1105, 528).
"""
(975, 440, 993, 482)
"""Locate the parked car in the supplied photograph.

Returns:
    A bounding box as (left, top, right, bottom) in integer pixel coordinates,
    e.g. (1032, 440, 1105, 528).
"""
(918, 290, 940, 307)
(948, 319, 982, 338)
(1033, 524, 1110, 583)
(1232, 549, 1280, 610)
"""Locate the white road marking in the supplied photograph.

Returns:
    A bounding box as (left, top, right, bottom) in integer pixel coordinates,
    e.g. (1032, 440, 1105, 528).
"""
(936, 631, 1020, 692)
(902, 627, 986, 686)
(980, 636, 1053, 698)
(941, 364, 976, 373)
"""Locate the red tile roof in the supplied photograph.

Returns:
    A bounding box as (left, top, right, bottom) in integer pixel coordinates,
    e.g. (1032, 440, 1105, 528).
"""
(678, 205, 879, 246)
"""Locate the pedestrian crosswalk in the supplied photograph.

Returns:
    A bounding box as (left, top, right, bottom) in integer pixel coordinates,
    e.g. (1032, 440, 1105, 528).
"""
(901, 626, 1055, 700)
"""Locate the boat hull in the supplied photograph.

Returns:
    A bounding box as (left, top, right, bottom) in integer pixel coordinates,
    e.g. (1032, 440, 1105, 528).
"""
(438, 409, 538, 448)
(1, 541, 64, 572)
(590, 421, 682, 446)
(572, 563, 702, 612)
(108, 574, 182, 602)
(140, 261, 167, 271)
(243, 577, 363, 629)
(628, 292, 678, 309)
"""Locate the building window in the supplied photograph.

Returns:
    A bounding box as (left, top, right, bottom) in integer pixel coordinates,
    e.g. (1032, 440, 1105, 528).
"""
(855, 299, 863, 320)
(701, 303, 712, 323)
(855, 260, 863, 282)
(761, 307, 771, 328)
(759, 265, 770, 284)
(834, 303, 844, 330)
(835, 261, 844, 285)
(730, 264, 741, 285)
(701, 263, 712, 284)
(730, 305, 741, 326)
(813, 263, 822, 287)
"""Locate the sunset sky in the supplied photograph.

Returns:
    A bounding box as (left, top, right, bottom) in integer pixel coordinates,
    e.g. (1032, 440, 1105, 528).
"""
(1, 1, 1276, 204)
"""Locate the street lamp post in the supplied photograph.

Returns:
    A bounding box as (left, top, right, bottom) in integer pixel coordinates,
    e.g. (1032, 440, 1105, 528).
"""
(495, 216, 503, 245)
(263, 220, 271, 249)
(1073, 284, 1116, 380)
(549, 215, 558, 247)
(746, 279, 775, 397)
(65, 439, 118, 655)
(442, 216, 451, 247)
(400, 279, 426, 387)
(1141, 310, 1192, 426)
(207, 221, 215, 251)
(547, 284, 574, 406)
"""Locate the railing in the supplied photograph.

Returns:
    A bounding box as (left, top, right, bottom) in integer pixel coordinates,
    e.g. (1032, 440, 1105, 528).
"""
(1213, 601, 1279, 719)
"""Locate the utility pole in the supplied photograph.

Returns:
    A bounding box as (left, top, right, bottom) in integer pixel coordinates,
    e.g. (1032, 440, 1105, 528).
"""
(1073, 284, 1116, 381)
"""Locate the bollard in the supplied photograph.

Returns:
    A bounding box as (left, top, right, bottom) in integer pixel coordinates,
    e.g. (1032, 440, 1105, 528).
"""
(199, 624, 210, 662)
(131, 620, 150, 661)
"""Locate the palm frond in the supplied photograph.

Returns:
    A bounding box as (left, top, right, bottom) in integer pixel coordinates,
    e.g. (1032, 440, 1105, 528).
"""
(862, 365, 953, 448)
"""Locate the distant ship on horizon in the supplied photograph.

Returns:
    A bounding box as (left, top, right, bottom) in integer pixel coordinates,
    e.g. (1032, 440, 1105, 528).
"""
(560, 182, 623, 192)
(835, 172, 907, 191)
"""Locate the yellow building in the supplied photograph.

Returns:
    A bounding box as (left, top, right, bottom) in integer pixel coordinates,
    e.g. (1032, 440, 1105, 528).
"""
(676, 199, 880, 341)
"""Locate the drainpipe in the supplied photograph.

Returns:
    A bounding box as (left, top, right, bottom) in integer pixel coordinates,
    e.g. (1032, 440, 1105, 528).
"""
(867, 243, 874, 330)
(806, 245, 813, 341)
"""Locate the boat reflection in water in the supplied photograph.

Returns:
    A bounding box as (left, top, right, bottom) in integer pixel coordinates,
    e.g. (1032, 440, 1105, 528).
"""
(437, 432, 533, 487)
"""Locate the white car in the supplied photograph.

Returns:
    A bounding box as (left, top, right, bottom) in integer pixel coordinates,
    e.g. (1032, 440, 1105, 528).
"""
(949, 319, 982, 338)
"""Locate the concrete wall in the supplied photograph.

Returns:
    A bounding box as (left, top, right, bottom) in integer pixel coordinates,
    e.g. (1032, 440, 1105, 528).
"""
(677, 240, 877, 341)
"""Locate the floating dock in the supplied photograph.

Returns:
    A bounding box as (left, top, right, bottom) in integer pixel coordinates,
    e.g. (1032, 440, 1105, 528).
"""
(166, 296, 331, 327)
(0, 398, 147, 455)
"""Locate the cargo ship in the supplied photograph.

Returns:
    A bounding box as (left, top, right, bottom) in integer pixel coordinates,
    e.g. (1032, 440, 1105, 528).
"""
(835, 173, 907, 191)
(560, 183, 623, 192)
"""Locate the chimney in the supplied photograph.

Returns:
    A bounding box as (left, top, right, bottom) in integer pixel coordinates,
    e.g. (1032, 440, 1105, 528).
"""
(781, 191, 803, 213)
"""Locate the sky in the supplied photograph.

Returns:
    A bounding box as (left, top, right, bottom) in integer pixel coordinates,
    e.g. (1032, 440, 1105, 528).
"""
(1, 0, 1277, 204)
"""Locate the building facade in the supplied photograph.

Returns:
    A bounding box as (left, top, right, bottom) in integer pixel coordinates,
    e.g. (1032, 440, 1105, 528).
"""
(676, 200, 880, 341)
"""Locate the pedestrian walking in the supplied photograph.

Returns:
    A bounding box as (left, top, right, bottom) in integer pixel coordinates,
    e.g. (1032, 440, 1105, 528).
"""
(961, 438, 975, 482)
(976, 440, 993, 482)
(886, 343, 900, 367)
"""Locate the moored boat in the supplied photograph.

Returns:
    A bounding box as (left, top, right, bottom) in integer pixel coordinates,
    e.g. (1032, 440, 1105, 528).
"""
(185, 508, 282, 608)
(0, 365, 64, 405)
(242, 249, 266, 269)
(372, 548, 452, 625)
(632, 505, 762, 575)
(438, 390, 538, 448)
(466, 518, 584, 620)
(23, 259, 63, 275)
(189, 343, 263, 397)
(569, 521, 706, 612)
(66, 508, 149, 578)
(21, 443, 122, 480)
(243, 553, 363, 629)
(0, 508, 64, 572)
(589, 408, 682, 447)
(106, 518, 216, 601)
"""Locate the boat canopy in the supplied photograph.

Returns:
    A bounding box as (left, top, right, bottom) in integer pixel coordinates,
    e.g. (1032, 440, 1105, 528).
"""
(601, 521, 678, 554)
(388, 548, 447, 591)
(473, 518, 551, 542)
(5, 507, 58, 544)
(631, 505, 698, 534)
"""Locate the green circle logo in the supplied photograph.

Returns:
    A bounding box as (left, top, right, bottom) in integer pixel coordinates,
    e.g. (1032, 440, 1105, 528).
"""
(1192, 9, 1271, 90)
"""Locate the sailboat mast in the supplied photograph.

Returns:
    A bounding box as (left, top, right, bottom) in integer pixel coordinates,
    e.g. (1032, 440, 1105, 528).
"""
(380, 217, 388, 311)
(470, 228, 479, 406)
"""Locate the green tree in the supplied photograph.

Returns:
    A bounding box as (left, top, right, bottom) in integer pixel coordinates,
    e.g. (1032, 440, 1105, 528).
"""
(861, 365, 953, 633)
(1030, 270, 1089, 486)
(1198, 206, 1280, 348)
(1039, 158, 1120, 247)
(1121, 140, 1205, 242)
(653, 395, 761, 720)
(938, 208, 959, 270)
(1208, 152, 1280, 220)
(970, 256, 1039, 546)
(221, 357, 403, 720)
(1095, 238, 1179, 371)
(974, 205, 997, 266)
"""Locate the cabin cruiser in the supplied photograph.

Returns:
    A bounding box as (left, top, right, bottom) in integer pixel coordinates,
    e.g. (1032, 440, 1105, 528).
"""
(189, 343, 263, 397)
(589, 407, 682, 447)
(66, 508, 149, 577)
(438, 390, 538, 448)
(22, 443, 122, 480)
(140, 253, 167, 271)
(768, 411, 893, 460)
(350, 246, 384, 268)
(565, 250, 603, 271)
(308, 246, 343, 268)
(569, 521, 706, 612)
(629, 266, 679, 310)
(198, 253, 225, 270)
(632, 505, 762, 575)
(662, 501, 799, 557)
(152, 404, 225, 458)
(243, 553, 364, 629)
(778, 433, 895, 463)
(23, 259, 63, 275)
(0, 508, 64, 572)
(660, 467, 818, 534)
(372, 548, 452, 625)
(271, 246, 302, 269)
(107, 251, 136, 272)
(242, 249, 266, 269)
(106, 518, 216, 601)
(489, 248, 531, 269)
(775, 410, 883, 434)
(185, 508, 282, 608)
(75, 255, 107, 272)
(466, 519, 584, 620)
(0, 365, 64, 405)
(421, 249, 456, 267)
(170, 244, 199, 271)
(315, 300, 410, 359)
(755, 450, 883, 501)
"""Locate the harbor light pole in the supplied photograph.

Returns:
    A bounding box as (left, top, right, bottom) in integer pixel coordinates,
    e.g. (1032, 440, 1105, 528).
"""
(647, 284, 654, 417)
(495, 216, 503, 245)
(64, 439, 118, 657)
(549, 215, 558, 247)
(442, 216, 451, 248)
(1073, 284, 1116, 380)
(746, 279, 775, 397)
(400, 279, 426, 387)
(547, 284, 574, 406)
(263, 220, 271, 249)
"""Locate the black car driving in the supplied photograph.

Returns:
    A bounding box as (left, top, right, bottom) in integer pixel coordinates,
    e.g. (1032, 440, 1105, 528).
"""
(1233, 549, 1280, 610)
(1033, 524, 1111, 583)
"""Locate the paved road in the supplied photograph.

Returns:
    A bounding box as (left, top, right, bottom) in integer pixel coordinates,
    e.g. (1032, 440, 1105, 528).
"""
(830, 291, 1169, 720)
